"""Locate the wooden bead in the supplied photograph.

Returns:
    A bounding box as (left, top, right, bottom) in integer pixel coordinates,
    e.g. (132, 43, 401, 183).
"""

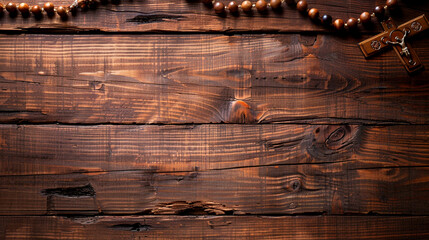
(321, 14, 332, 26)
(308, 8, 319, 21)
(56, 6, 68, 18)
(346, 17, 358, 30)
(31, 5, 42, 16)
(296, 0, 308, 13)
(228, 1, 239, 13)
(6, 2, 17, 13)
(374, 5, 385, 19)
(0, 3, 3, 13)
(270, 0, 282, 9)
(18, 3, 30, 14)
(241, 0, 253, 12)
(228, 2, 239, 13)
(359, 12, 371, 25)
(386, 0, 398, 8)
(255, 0, 268, 12)
(213, 2, 225, 14)
(43, 2, 55, 14)
(334, 19, 345, 31)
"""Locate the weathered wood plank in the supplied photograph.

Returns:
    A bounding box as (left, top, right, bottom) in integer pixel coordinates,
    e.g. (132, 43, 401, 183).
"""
(0, 0, 427, 33)
(0, 163, 428, 215)
(1, 215, 428, 239)
(1, 124, 428, 176)
(0, 34, 428, 124)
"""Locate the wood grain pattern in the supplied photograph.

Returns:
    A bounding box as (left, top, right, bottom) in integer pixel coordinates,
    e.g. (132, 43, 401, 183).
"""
(1, 0, 429, 238)
(0, 0, 427, 33)
(1, 124, 428, 176)
(1, 216, 428, 239)
(1, 160, 428, 215)
(0, 34, 428, 124)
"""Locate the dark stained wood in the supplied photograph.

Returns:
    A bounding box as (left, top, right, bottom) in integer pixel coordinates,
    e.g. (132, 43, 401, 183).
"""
(1, 216, 428, 239)
(1, 0, 429, 238)
(0, 34, 428, 124)
(0, 124, 428, 176)
(0, 163, 428, 215)
(0, 0, 427, 33)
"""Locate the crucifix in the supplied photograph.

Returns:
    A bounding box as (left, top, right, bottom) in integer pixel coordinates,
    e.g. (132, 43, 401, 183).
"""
(359, 15, 429, 74)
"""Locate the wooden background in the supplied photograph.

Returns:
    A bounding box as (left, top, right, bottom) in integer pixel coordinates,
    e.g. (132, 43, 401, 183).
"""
(0, 0, 429, 239)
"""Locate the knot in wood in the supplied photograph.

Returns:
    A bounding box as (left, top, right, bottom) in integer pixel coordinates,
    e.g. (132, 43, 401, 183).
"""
(227, 100, 255, 123)
(284, 179, 302, 192)
(313, 125, 356, 150)
(306, 125, 361, 161)
(325, 126, 346, 147)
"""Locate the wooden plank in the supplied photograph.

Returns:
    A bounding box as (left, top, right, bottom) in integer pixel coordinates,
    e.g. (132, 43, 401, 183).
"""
(1, 124, 428, 176)
(1, 215, 428, 239)
(0, 34, 428, 124)
(0, 163, 428, 215)
(0, 0, 427, 33)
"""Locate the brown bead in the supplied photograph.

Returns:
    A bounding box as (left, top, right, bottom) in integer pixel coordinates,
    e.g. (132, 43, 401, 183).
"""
(374, 5, 385, 19)
(308, 8, 319, 20)
(213, 2, 225, 14)
(31, 5, 42, 16)
(18, 3, 30, 14)
(296, 0, 308, 13)
(321, 15, 332, 25)
(6, 2, 17, 13)
(346, 17, 358, 30)
(359, 12, 371, 25)
(270, 0, 282, 9)
(0, 3, 4, 13)
(386, 0, 398, 8)
(43, 2, 55, 14)
(255, 0, 267, 12)
(56, 6, 68, 18)
(333, 19, 345, 31)
(241, 0, 253, 12)
(228, 1, 239, 13)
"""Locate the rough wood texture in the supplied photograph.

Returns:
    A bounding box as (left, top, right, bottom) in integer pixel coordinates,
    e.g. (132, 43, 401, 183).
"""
(1, 157, 428, 215)
(1, 216, 428, 239)
(1, 124, 428, 216)
(1, 124, 428, 175)
(0, 0, 427, 33)
(0, 34, 428, 124)
(1, 0, 429, 238)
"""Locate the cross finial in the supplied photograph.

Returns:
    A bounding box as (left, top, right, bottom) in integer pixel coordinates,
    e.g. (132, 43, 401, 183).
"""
(359, 15, 429, 73)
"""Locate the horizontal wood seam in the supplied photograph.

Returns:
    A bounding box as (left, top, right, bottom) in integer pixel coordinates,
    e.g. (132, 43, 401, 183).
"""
(0, 121, 421, 126)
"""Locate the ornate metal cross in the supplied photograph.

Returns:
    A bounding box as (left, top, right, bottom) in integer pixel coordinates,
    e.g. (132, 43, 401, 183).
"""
(359, 15, 429, 73)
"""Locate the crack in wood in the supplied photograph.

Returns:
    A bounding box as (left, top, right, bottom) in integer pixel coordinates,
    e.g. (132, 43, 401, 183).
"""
(41, 184, 96, 198)
(126, 14, 185, 24)
(110, 223, 152, 232)
(143, 201, 240, 215)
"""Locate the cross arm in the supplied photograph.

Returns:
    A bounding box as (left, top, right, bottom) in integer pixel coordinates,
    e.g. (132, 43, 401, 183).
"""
(359, 31, 390, 58)
(397, 14, 429, 38)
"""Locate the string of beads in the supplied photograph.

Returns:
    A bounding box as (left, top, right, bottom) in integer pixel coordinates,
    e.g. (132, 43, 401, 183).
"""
(0, 0, 399, 28)
(0, 0, 114, 20)
(203, 0, 400, 31)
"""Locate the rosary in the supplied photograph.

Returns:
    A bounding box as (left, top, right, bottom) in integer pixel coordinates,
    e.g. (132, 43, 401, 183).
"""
(0, 0, 427, 73)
